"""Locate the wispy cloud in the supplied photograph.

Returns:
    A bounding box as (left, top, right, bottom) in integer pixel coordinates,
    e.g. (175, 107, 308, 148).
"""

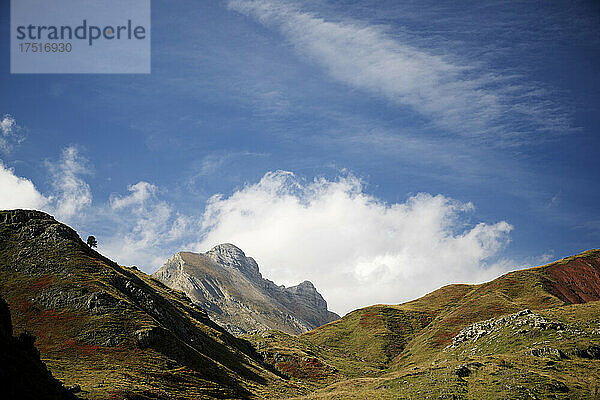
(101, 190, 193, 269)
(111, 181, 158, 210)
(1, 146, 92, 218)
(0, 114, 25, 153)
(46, 146, 92, 221)
(0, 115, 16, 136)
(183, 150, 269, 193)
(101, 180, 193, 268)
(227, 0, 571, 141)
(196, 153, 239, 178)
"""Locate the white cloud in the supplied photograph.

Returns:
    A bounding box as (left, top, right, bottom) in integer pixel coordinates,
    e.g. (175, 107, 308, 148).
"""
(111, 181, 157, 210)
(47, 146, 92, 221)
(0, 115, 16, 136)
(0, 114, 25, 153)
(194, 171, 513, 314)
(0, 161, 49, 210)
(101, 181, 193, 269)
(0, 146, 188, 271)
(227, 0, 570, 139)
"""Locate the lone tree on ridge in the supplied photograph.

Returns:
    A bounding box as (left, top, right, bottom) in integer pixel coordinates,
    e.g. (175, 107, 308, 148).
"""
(86, 235, 98, 248)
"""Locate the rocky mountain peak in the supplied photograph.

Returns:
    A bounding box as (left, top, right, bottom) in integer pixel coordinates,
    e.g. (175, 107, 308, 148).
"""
(155, 244, 340, 335)
(208, 243, 246, 261)
(286, 280, 327, 311)
(294, 280, 316, 291)
(206, 243, 261, 279)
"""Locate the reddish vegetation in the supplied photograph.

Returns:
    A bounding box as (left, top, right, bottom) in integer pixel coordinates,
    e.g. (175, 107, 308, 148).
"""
(417, 313, 432, 327)
(358, 311, 380, 328)
(31, 275, 54, 291)
(39, 309, 61, 319)
(544, 254, 600, 304)
(37, 308, 77, 324)
(275, 356, 332, 380)
(108, 390, 123, 400)
(16, 299, 33, 313)
(64, 338, 101, 355)
(27, 307, 82, 350)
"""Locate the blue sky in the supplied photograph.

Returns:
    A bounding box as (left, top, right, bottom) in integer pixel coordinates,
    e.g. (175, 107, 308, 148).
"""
(1, 0, 599, 314)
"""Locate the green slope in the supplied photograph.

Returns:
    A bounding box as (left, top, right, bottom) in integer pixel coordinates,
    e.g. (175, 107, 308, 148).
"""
(246, 249, 600, 399)
(298, 249, 600, 370)
(297, 300, 600, 399)
(406, 249, 600, 364)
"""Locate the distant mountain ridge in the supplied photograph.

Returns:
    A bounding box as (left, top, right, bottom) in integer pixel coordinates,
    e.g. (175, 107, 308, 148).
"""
(154, 244, 339, 335)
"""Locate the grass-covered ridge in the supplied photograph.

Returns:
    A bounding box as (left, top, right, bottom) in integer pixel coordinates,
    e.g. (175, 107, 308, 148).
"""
(246, 249, 600, 398)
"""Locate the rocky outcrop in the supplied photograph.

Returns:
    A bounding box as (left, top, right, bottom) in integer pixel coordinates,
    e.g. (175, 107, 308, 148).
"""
(450, 309, 567, 347)
(134, 326, 165, 348)
(154, 244, 339, 335)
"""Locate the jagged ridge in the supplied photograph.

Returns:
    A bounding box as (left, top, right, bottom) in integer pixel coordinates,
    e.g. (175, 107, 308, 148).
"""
(154, 244, 339, 335)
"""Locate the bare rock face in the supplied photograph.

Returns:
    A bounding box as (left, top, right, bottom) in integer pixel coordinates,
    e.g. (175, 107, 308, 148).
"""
(154, 244, 340, 335)
(205, 243, 262, 281)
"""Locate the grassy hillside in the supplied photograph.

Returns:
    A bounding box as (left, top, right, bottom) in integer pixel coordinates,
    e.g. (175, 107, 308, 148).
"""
(292, 301, 600, 399)
(247, 249, 600, 399)
(406, 249, 600, 364)
(296, 249, 600, 369)
(0, 210, 299, 399)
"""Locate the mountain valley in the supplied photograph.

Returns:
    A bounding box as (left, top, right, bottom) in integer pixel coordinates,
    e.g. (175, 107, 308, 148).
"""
(1, 209, 599, 399)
